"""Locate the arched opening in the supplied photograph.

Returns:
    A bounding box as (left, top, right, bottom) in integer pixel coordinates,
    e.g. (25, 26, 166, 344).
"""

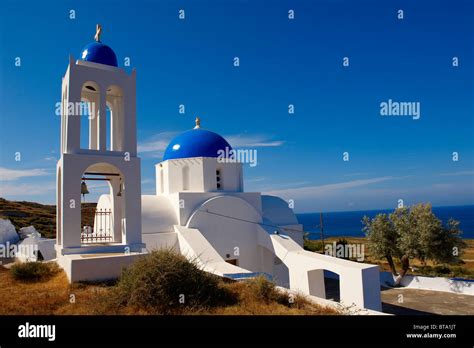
(106, 105, 112, 151)
(106, 85, 124, 151)
(80, 81, 100, 150)
(80, 163, 125, 245)
(61, 85, 68, 153)
(182, 166, 189, 190)
(80, 100, 92, 149)
(159, 167, 164, 194)
(306, 269, 340, 302)
(324, 270, 341, 302)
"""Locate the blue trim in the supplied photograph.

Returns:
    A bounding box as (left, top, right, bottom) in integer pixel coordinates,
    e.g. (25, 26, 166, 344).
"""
(450, 277, 474, 282)
(223, 272, 273, 281)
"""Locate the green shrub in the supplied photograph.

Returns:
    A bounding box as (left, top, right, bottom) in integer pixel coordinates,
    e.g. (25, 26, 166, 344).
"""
(450, 266, 474, 279)
(113, 249, 235, 314)
(433, 265, 450, 274)
(248, 275, 276, 303)
(246, 275, 288, 305)
(304, 240, 324, 252)
(10, 262, 60, 282)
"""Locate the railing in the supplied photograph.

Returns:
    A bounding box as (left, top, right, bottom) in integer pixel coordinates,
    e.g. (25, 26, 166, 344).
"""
(81, 208, 113, 244)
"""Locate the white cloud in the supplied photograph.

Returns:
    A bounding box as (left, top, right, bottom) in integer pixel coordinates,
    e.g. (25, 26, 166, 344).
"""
(138, 132, 178, 154)
(0, 167, 50, 181)
(225, 134, 284, 148)
(265, 177, 395, 199)
(141, 178, 154, 185)
(0, 182, 55, 196)
(245, 177, 266, 183)
(137, 132, 284, 158)
(343, 172, 368, 177)
(439, 170, 474, 177)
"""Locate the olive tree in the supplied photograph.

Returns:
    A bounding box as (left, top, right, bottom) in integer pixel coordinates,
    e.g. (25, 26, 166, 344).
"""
(362, 214, 400, 276)
(363, 203, 466, 285)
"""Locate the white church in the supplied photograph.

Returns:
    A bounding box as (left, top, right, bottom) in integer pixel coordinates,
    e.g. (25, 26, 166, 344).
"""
(54, 25, 381, 311)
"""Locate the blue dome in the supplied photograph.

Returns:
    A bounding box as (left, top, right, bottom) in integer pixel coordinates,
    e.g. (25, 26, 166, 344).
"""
(163, 128, 232, 161)
(81, 41, 118, 67)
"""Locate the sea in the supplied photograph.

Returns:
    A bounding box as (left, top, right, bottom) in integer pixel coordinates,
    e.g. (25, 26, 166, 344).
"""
(297, 205, 474, 240)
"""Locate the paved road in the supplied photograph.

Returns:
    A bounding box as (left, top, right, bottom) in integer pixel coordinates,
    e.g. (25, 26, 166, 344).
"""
(325, 277, 474, 315)
(381, 287, 474, 315)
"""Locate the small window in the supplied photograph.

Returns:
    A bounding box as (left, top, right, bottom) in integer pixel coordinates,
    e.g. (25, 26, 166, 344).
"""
(226, 259, 238, 266)
(216, 168, 222, 190)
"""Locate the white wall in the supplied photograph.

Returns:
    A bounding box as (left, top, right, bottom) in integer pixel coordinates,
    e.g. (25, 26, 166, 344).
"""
(141, 195, 178, 234)
(380, 271, 474, 295)
(156, 158, 243, 195)
(186, 195, 264, 272)
(176, 192, 262, 226)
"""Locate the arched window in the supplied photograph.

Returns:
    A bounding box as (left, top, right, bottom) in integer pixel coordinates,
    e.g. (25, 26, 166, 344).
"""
(80, 81, 100, 150)
(106, 85, 124, 151)
(61, 85, 68, 153)
(79, 100, 91, 149)
(80, 163, 124, 245)
(106, 105, 112, 151)
(182, 166, 189, 191)
(159, 168, 164, 194)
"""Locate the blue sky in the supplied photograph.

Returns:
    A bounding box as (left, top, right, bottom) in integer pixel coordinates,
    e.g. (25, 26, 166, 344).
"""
(0, 0, 473, 212)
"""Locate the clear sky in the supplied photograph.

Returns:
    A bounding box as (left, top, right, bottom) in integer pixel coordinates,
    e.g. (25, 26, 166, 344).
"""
(0, 0, 473, 212)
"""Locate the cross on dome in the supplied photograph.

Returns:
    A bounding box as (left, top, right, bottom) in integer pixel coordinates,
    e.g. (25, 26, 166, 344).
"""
(81, 24, 118, 67)
(94, 24, 102, 42)
(194, 117, 201, 129)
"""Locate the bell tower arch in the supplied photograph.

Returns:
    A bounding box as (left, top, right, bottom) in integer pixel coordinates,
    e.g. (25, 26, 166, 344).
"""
(56, 25, 143, 257)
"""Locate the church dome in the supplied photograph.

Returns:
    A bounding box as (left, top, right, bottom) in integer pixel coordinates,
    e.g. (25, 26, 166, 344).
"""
(163, 118, 232, 161)
(81, 41, 118, 67)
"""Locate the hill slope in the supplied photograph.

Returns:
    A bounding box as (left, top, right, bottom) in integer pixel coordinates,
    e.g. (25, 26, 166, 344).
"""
(0, 198, 96, 239)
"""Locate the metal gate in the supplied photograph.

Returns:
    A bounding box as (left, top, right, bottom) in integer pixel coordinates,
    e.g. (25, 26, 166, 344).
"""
(81, 208, 113, 244)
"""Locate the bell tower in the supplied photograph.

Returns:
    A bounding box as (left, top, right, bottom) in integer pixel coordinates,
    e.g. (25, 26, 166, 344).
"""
(56, 25, 143, 260)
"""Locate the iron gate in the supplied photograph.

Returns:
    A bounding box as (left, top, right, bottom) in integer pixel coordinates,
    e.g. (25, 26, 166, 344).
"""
(81, 208, 113, 244)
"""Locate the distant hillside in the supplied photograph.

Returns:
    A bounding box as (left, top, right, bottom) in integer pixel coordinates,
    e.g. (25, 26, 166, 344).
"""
(0, 198, 96, 239)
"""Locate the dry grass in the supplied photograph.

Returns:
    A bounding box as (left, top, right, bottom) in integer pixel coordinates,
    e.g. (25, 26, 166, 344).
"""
(0, 266, 119, 315)
(10, 262, 60, 282)
(0, 265, 337, 315)
(209, 280, 337, 315)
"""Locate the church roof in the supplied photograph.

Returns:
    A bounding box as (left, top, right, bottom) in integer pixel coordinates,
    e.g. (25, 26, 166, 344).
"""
(163, 118, 232, 161)
(80, 24, 118, 67)
(81, 41, 118, 67)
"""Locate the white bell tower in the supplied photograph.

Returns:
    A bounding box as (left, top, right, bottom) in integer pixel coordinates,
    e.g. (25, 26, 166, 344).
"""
(56, 25, 143, 264)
